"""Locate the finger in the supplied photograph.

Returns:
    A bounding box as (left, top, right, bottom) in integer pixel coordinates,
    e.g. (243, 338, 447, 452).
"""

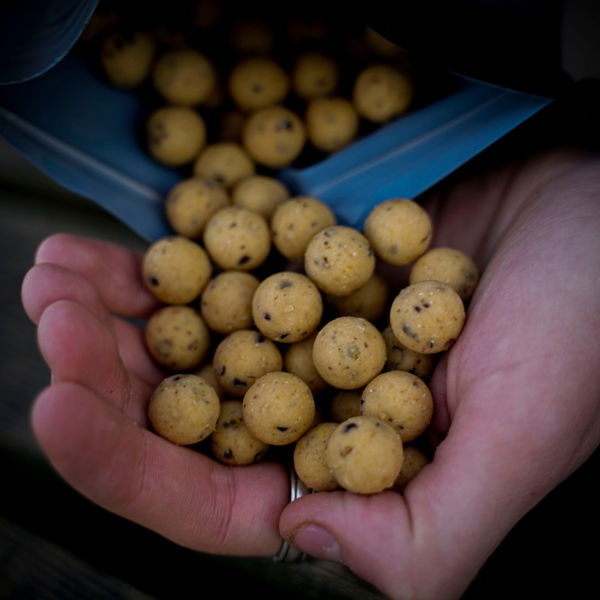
(31, 381, 289, 555)
(23, 263, 165, 387)
(34, 233, 159, 319)
(37, 298, 149, 424)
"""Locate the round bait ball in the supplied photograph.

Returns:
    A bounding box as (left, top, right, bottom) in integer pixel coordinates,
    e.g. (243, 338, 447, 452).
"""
(146, 106, 206, 167)
(393, 445, 430, 491)
(409, 247, 479, 303)
(100, 30, 155, 89)
(252, 271, 323, 343)
(142, 235, 212, 304)
(242, 105, 306, 169)
(200, 270, 260, 334)
(293, 422, 339, 491)
(312, 316, 386, 389)
(192, 142, 255, 189)
(390, 280, 466, 354)
(243, 371, 315, 445)
(212, 329, 283, 397)
(363, 198, 432, 266)
(326, 415, 404, 494)
(231, 175, 290, 220)
(148, 374, 220, 445)
(361, 370, 433, 442)
(305, 96, 359, 153)
(271, 196, 336, 263)
(326, 272, 389, 323)
(283, 333, 330, 394)
(210, 400, 269, 465)
(164, 178, 229, 239)
(292, 51, 340, 99)
(145, 305, 211, 371)
(203, 206, 271, 271)
(304, 225, 375, 296)
(152, 47, 217, 106)
(381, 325, 436, 380)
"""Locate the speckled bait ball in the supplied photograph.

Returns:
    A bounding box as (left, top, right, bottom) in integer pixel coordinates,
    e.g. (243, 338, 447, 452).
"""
(304, 225, 375, 296)
(146, 106, 206, 167)
(305, 96, 359, 153)
(164, 178, 229, 239)
(361, 370, 433, 442)
(326, 415, 404, 494)
(252, 271, 323, 343)
(231, 174, 290, 220)
(203, 206, 271, 271)
(142, 236, 212, 304)
(363, 198, 432, 266)
(242, 371, 315, 445)
(212, 329, 283, 396)
(293, 422, 339, 491)
(210, 400, 269, 465)
(241, 105, 306, 169)
(292, 51, 340, 100)
(200, 270, 260, 334)
(409, 247, 479, 303)
(352, 63, 413, 123)
(152, 47, 217, 106)
(192, 142, 255, 189)
(390, 280, 466, 354)
(270, 196, 336, 263)
(145, 305, 211, 371)
(100, 30, 155, 89)
(381, 325, 436, 380)
(228, 56, 290, 112)
(148, 374, 220, 445)
(283, 333, 330, 394)
(312, 316, 387, 389)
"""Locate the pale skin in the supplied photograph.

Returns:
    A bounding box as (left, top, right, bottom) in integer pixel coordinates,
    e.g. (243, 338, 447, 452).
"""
(21, 147, 600, 599)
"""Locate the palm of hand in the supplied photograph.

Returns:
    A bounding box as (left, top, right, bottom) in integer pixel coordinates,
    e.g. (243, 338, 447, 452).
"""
(22, 148, 600, 599)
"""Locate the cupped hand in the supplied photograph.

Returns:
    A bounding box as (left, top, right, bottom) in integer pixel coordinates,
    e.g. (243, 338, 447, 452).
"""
(21, 234, 289, 556)
(279, 147, 600, 599)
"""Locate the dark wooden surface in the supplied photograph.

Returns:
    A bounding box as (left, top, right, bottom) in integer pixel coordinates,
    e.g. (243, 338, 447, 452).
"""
(1, 136, 598, 599)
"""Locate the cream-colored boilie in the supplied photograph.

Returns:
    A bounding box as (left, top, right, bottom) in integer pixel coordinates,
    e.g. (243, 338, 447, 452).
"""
(228, 56, 290, 112)
(200, 271, 260, 334)
(242, 371, 315, 445)
(352, 63, 413, 123)
(145, 305, 211, 371)
(192, 142, 255, 189)
(231, 175, 290, 220)
(292, 51, 340, 99)
(312, 316, 387, 389)
(409, 247, 480, 303)
(203, 206, 271, 271)
(293, 422, 339, 491)
(164, 177, 229, 239)
(212, 329, 283, 397)
(100, 30, 156, 89)
(361, 370, 433, 442)
(270, 196, 337, 262)
(252, 271, 323, 343)
(148, 374, 220, 445)
(364, 198, 432, 266)
(152, 47, 217, 106)
(381, 325, 436, 380)
(326, 272, 389, 323)
(142, 235, 212, 304)
(390, 280, 466, 354)
(326, 415, 404, 494)
(393, 445, 430, 491)
(241, 105, 306, 169)
(210, 400, 269, 465)
(304, 225, 375, 296)
(305, 96, 359, 153)
(146, 106, 206, 167)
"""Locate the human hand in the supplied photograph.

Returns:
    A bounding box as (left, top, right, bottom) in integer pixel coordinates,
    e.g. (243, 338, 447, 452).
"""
(21, 234, 289, 556)
(279, 147, 600, 599)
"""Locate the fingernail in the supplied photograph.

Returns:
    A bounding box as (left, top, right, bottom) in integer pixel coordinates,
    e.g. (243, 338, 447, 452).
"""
(289, 524, 343, 563)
